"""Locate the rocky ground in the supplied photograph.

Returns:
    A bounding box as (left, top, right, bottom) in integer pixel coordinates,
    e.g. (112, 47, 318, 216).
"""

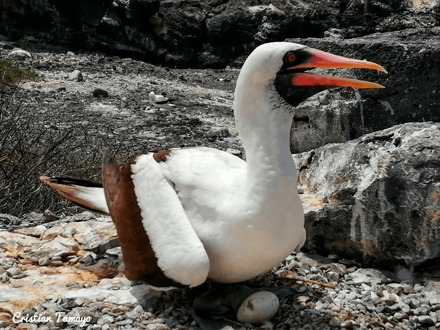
(1, 211, 440, 330)
(0, 28, 439, 330)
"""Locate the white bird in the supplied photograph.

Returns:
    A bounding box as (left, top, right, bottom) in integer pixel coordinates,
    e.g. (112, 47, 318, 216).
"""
(148, 91, 175, 108)
(41, 42, 386, 288)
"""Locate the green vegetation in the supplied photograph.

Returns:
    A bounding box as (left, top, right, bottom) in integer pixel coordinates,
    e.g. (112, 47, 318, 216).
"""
(0, 58, 37, 86)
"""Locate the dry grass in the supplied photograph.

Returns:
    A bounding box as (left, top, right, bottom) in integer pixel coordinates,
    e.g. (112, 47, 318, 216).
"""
(0, 86, 104, 215)
(0, 65, 134, 215)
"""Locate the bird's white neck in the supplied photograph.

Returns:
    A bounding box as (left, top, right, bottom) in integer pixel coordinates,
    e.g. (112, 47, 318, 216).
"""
(234, 79, 296, 183)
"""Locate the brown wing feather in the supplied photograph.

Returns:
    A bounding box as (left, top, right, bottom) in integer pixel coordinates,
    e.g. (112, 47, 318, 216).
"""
(39, 176, 109, 215)
(102, 150, 183, 287)
(102, 149, 121, 213)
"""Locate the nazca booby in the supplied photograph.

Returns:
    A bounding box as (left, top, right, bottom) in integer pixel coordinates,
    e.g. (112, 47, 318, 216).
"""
(41, 42, 386, 288)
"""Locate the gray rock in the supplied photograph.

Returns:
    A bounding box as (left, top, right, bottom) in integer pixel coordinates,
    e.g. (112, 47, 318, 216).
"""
(16, 225, 47, 238)
(5, 267, 21, 277)
(345, 269, 391, 286)
(295, 122, 440, 268)
(93, 88, 109, 97)
(97, 314, 114, 325)
(1, 272, 9, 282)
(126, 304, 144, 320)
(418, 315, 435, 326)
(326, 271, 339, 282)
(35, 236, 80, 257)
(0, 214, 20, 227)
(291, 90, 356, 153)
(69, 70, 84, 82)
(330, 263, 347, 276)
(296, 253, 319, 267)
(38, 257, 50, 266)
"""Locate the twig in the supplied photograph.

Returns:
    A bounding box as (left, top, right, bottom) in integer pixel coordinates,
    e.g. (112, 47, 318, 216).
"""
(277, 270, 337, 289)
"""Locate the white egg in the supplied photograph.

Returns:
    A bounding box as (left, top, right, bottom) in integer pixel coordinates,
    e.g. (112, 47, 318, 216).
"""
(237, 291, 280, 324)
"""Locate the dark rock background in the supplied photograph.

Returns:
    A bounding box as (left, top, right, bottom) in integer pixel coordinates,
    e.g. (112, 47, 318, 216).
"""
(1, 0, 439, 68)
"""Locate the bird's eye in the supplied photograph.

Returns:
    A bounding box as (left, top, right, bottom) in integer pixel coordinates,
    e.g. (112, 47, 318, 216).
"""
(287, 54, 296, 63)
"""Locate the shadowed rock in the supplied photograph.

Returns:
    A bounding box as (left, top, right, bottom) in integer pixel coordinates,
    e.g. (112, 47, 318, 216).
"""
(295, 122, 440, 268)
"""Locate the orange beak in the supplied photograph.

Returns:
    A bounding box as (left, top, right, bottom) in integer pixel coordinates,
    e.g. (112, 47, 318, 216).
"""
(288, 48, 387, 89)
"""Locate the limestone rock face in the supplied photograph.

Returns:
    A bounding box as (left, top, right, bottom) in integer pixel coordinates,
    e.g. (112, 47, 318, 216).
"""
(291, 90, 356, 153)
(294, 122, 440, 268)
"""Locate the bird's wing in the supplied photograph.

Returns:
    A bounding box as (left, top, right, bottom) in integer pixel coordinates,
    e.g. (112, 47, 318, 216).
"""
(157, 147, 247, 213)
(100, 150, 211, 287)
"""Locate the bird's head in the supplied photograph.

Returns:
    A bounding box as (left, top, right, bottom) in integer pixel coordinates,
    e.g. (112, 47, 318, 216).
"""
(236, 42, 387, 108)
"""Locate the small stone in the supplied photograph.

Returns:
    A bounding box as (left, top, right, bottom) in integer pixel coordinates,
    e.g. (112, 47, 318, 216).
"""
(17, 323, 38, 330)
(93, 88, 109, 97)
(418, 315, 435, 326)
(346, 268, 391, 286)
(115, 319, 133, 325)
(126, 305, 144, 319)
(329, 317, 342, 327)
(297, 253, 319, 267)
(365, 302, 376, 311)
(6, 267, 21, 277)
(297, 285, 307, 293)
(415, 306, 430, 316)
(394, 312, 405, 321)
(15, 225, 47, 237)
(97, 314, 114, 325)
(80, 252, 97, 265)
(68, 257, 80, 264)
(0, 272, 9, 282)
(105, 247, 121, 256)
(145, 324, 168, 330)
(38, 257, 50, 266)
(327, 271, 339, 282)
(341, 321, 355, 329)
(69, 70, 83, 81)
(382, 291, 399, 305)
(330, 263, 347, 275)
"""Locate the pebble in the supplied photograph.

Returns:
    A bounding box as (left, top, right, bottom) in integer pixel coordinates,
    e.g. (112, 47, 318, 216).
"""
(68, 69, 83, 81)
(418, 315, 435, 326)
(5, 267, 21, 277)
(93, 88, 109, 97)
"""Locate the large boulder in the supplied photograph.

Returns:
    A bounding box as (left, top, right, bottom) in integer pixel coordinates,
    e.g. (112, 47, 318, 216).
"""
(288, 27, 440, 152)
(294, 122, 440, 268)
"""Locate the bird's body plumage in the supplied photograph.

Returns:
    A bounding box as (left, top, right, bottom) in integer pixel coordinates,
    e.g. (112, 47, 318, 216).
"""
(41, 42, 385, 288)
